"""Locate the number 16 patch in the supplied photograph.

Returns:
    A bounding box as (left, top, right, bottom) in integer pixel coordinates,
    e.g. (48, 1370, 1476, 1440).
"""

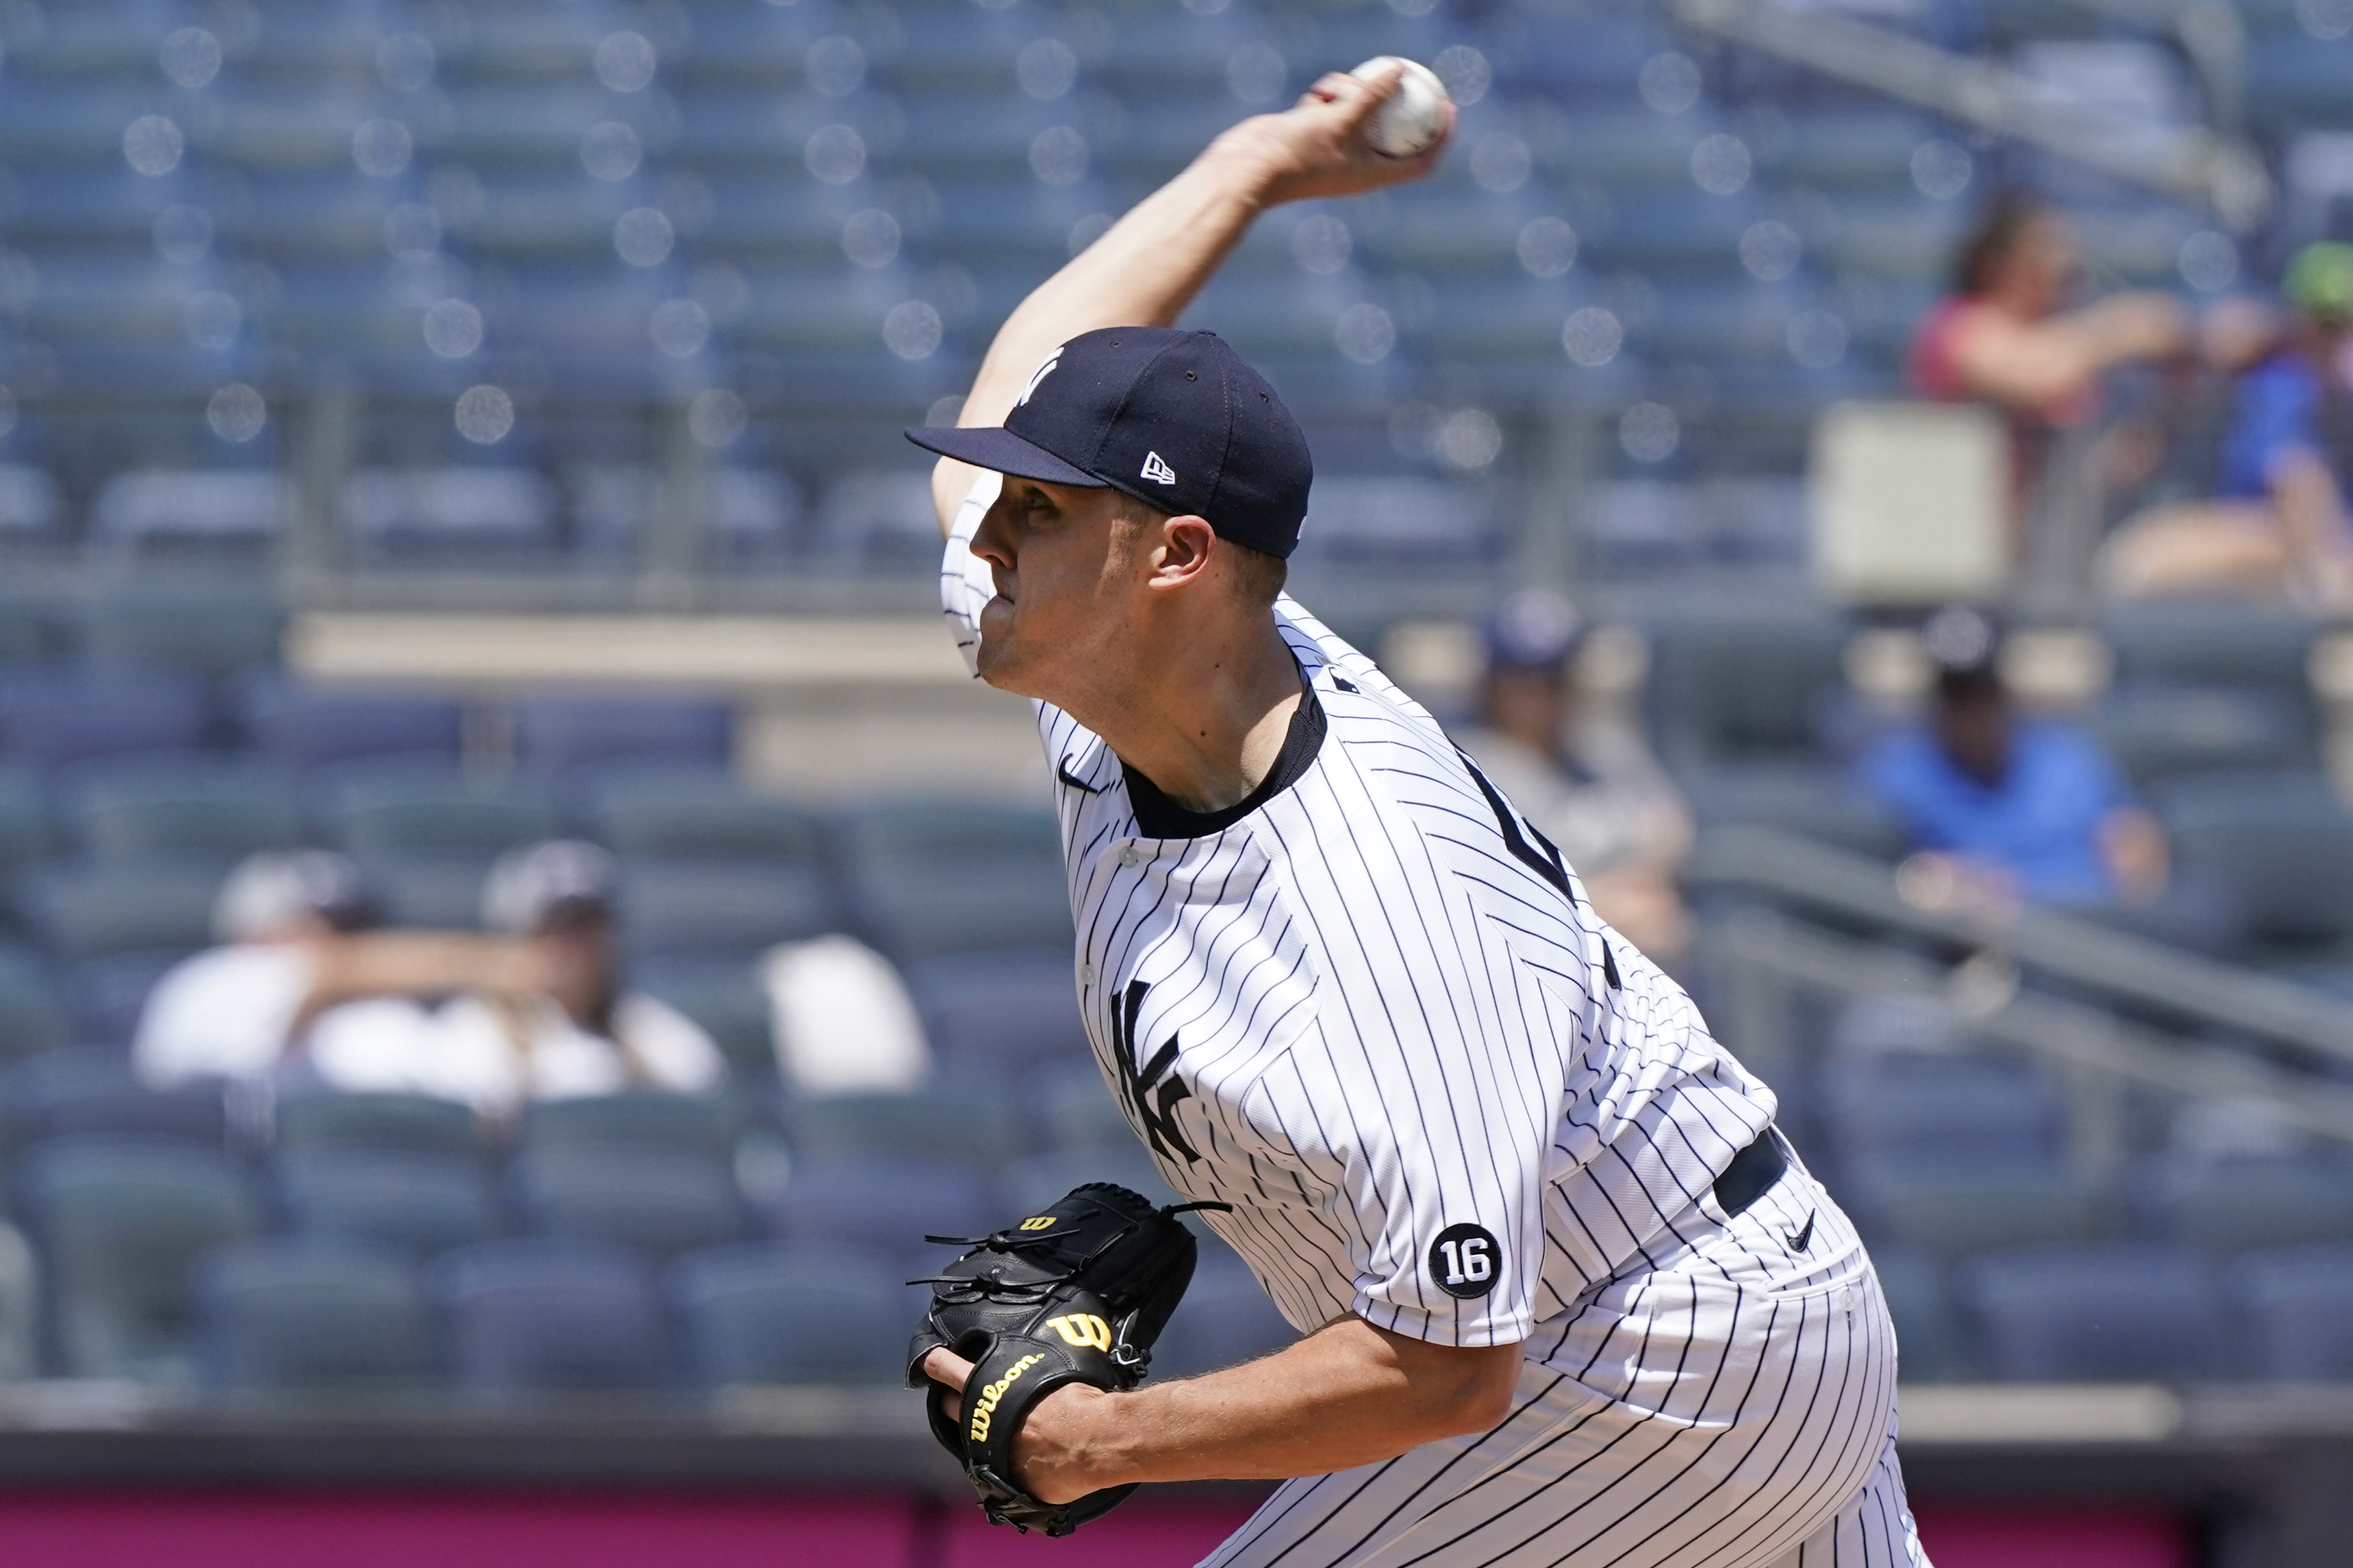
(1428, 1222, 1501, 1300)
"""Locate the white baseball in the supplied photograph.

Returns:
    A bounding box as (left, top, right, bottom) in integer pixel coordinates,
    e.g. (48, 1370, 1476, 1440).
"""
(1351, 57, 1450, 159)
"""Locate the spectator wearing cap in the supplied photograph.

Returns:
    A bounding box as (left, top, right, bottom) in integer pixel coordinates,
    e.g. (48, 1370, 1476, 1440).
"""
(2102, 242, 2353, 607)
(1456, 591, 1694, 960)
(1859, 608, 2167, 908)
(425, 842, 724, 1116)
(134, 851, 578, 1097)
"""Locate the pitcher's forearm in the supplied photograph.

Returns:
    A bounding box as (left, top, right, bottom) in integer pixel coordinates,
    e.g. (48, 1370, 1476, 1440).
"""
(963, 145, 1277, 430)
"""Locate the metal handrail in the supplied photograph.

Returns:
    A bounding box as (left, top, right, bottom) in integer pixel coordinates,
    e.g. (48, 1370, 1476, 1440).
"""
(1686, 825, 2353, 1067)
(1672, 0, 2274, 231)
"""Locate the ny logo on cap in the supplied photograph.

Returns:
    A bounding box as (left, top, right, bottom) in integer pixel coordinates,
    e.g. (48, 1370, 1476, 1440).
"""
(1017, 346, 1065, 407)
(1141, 451, 1177, 485)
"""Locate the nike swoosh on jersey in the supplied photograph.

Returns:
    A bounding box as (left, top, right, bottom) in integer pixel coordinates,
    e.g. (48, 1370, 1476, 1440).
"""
(1784, 1211, 1816, 1252)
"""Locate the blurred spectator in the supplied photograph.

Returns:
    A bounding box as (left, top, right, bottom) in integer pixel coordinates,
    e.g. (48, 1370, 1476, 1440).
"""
(1910, 195, 2191, 562)
(1859, 608, 2167, 908)
(761, 934, 930, 1097)
(431, 843, 725, 1114)
(137, 847, 724, 1116)
(2102, 242, 2353, 608)
(136, 851, 556, 1096)
(1456, 592, 1693, 960)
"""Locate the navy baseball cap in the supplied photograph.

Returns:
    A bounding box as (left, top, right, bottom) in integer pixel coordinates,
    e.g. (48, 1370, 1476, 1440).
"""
(904, 326, 1314, 559)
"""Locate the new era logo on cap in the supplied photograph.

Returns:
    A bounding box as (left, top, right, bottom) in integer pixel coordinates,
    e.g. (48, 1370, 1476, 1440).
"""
(904, 326, 1314, 560)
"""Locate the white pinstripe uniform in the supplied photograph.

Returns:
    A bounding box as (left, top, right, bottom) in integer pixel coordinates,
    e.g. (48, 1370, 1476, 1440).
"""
(943, 480, 1931, 1568)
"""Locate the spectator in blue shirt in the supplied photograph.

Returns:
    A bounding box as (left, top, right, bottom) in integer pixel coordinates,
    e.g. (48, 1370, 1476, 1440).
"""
(2103, 242, 2353, 606)
(1861, 608, 2168, 908)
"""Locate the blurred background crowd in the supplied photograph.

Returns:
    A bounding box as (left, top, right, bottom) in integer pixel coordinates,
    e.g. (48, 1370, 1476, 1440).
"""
(1, 0, 2353, 1560)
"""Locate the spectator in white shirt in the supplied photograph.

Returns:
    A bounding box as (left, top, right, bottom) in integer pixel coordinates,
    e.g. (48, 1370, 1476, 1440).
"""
(427, 841, 725, 1116)
(1455, 591, 1695, 961)
(133, 850, 583, 1098)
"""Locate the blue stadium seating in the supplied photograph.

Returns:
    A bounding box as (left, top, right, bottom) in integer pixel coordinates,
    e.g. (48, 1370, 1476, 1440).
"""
(2157, 771, 2353, 960)
(1959, 1244, 2227, 1383)
(0, 950, 71, 1064)
(2144, 1157, 2353, 1257)
(321, 769, 561, 858)
(0, 668, 210, 770)
(764, 1153, 992, 1262)
(583, 775, 826, 860)
(16, 860, 222, 962)
(782, 1083, 1017, 1167)
(194, 1237, 438, 1391)
(435, 1238, 672, 1394)
(509, 1145, 748, 1259)
(0, 1046, 227, 1149)
(618, 854, 837, 957)
(234, 681, 466, 774)
(1845, 1155, 2118, 1266)
(905, 947, 1091, 1074)
(2242, 1244, 2353, 1380)
(277, 1148, 503, 1260)
(272, 1091, 481, 1157)
(843, 799, 1073, 960)
(669, 1241, 913, 1387)
(509, 695, 734, 781)
(520, 1090, 739, 1157)
(62, 762, 307, 861)
(18, 1133, 262, 1378)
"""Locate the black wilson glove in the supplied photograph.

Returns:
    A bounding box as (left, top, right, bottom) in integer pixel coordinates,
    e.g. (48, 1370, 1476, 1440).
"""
(906, 1182, 1227, 1537)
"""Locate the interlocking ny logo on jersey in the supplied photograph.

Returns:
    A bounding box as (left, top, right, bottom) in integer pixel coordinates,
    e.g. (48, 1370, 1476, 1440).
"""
(1140, 450, 1178, 485)
(1017, 346, 1065, 406)
(1111, 980, 1199, 1163)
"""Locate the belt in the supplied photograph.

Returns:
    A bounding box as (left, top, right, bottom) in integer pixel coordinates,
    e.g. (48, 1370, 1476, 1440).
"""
(1712, 1127, 1790, 1219)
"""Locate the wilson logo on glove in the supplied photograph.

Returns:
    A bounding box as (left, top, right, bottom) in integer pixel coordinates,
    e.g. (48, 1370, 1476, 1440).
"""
(908, 1182, 1232, 1538)
(1045, 1313, 1112, 1350)
(968, 1353, 1045, 1443)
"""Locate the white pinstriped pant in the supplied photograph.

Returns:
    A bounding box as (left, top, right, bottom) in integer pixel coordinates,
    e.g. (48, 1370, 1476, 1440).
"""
(1201, 1155, 1932, 1568)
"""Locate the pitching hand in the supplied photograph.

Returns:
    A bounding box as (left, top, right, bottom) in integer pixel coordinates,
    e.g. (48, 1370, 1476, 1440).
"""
(1209, 59, 1454, 207)
(921, 1344, 1110, 1505)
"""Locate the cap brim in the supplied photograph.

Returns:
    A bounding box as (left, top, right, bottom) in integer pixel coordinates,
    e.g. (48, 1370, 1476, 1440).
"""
(902, 424, 1106, 488)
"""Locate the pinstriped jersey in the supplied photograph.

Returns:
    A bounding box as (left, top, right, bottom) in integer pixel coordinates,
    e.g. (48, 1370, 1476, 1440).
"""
(941, 482, 1777, 1356)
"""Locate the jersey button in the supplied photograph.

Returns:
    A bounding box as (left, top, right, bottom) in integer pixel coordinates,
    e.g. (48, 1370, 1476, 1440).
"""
(1117, 845, 1143, 867)
(1080, 963, 1097, 986)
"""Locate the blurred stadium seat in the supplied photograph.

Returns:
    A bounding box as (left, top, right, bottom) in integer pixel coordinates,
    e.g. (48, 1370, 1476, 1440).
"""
(18, 1133, 262, 1378)
(509, 696, 733, 782)
(276, 1148, 503, 1260)
(509, 1145, 748, 1259)
(843, 799, 1072, 961)
(272, 1091, 481, 1157)
(194, 1237, 437, 1392)
(1959, 1245, 2227, 1383)
(2242, 1244, 2353, 1380)
(62, 762, 307, 861)
(233, 682, 466, 775)
(906, 948, 1091, 1074)
(781, 1083, 1017, 1167)
(0, 1046, 227, 1149)
(520, 1090, 739, 1157)
(669, 1241, 911, 1387)
(434, 1238, 670, 1393)
(764, 1153, 992, 1262)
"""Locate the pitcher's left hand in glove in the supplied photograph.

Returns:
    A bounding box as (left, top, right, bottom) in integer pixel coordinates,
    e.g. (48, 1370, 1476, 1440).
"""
(907, 1182, 1225, 1537)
